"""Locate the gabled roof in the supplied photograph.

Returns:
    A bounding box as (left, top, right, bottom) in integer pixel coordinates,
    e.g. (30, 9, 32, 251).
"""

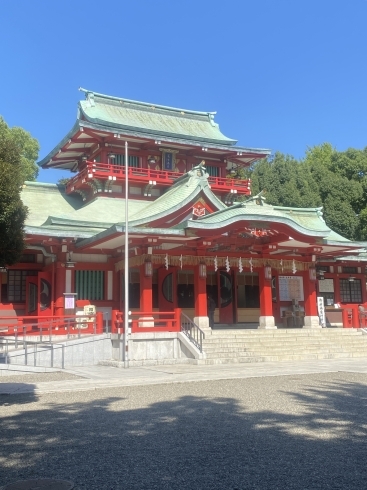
(21, 165, 225, 236)
(176, 193, 331, 237)
(127, 164, 226, 226)
(78, 88, 237, 146)
(177, 193, 367, 248)
(21, 181, 148, 231)
(37, 89, 271, 170)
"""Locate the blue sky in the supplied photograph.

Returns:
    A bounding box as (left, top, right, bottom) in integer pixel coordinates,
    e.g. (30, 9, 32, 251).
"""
(1, 0, 367, 183)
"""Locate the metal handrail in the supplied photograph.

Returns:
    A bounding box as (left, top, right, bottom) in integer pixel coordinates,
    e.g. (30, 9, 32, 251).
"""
(0, 338, 65, 369)
(180, 313, 205, 353)
(0, 314, 100, 340)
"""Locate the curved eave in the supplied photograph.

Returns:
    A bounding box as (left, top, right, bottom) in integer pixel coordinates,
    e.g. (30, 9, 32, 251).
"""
(127, 181, 226, 227)
(76, 224, 185, 250)
(79, 107, 237, 146)
(79, 87, 219, 117)
(180, 213, 330, 240)
(38, 118, 271, 170)
(25, 226, 95, 239)
(37, 121, 82, 168)
(323, 239, 367, 248)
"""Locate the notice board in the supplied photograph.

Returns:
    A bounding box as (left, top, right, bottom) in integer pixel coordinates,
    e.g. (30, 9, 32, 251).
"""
(278, 276, 304, 302)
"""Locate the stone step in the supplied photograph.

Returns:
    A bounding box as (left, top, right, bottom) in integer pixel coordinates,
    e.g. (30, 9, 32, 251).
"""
(204, 348, 367, 358)
(199, 329, 367, 364)
(203, 344, 367, 353)
(200, 351, 367, 365)
(205, 336, 364, 343)
(203, 344, 367, 354)
(209, 330, 363, 337)
(202, 340, 367, 349)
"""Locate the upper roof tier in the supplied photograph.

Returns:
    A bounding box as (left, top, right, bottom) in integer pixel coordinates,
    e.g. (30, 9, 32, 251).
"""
(79, 89, 236, 145)
(38, 89, 271, 170)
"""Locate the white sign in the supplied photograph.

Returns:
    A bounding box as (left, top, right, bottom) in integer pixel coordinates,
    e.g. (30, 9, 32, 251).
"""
(317, 296, 326, 327)
(279, 276, 304, 302)
(84, 305, 96, 315)
(318, 278, 334, 293)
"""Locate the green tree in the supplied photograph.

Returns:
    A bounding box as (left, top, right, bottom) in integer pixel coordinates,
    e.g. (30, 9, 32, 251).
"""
(0, 117, 39, 182)
(250, 152, 321, 208)
(304, 144, 364, 240)
(0, 118, 39, 267)
(249, 144, 367, 241)
(57, 177, 71, 186)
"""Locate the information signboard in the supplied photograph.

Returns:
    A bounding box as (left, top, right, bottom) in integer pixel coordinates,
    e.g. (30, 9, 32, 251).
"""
(278, 276, 304, 302)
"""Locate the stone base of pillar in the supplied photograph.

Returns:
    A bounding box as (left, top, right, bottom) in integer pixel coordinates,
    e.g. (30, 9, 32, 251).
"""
(258, 316, 277, 329)
(138, 316, 155, 328)
(303, 316, 322, 329)
(193, 316, 211, 333)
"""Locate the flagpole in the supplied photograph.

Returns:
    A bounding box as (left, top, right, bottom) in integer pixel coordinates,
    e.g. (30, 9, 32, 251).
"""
(124, 141, 129, 368)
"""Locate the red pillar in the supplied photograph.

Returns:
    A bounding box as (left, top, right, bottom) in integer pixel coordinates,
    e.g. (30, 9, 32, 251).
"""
(303, 271, 321, 328)
(303, 272, 318, 316)
(258, 268, 276, 328)
(54, 262, 66, 317)
(194, 265, 209, 329)
(140, 264, 153, 313)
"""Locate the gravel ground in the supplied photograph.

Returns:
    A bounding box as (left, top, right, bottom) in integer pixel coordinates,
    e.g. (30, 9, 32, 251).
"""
(1, 372, 367, 490)
(0, 372, 82, 384)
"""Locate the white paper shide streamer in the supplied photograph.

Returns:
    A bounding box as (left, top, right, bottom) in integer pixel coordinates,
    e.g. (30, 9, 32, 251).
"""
(292, 259, 297, 275)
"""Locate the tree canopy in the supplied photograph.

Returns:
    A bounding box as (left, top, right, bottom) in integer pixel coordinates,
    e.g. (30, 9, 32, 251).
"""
(0, 117, 39, 182)
(249, 143, 367, 241)
(0, 117, 39, 267)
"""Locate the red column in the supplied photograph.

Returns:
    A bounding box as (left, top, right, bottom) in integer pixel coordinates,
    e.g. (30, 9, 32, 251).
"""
(303, 272, 318, 316)
(303, 271, 321, 328)
(140, 264, 152, 313)
(258, 268, 275, 328)
(54, 262, 66, 317)
(96, 311, 104, 333)
(259, 270, 273, 316)
(194, 265, 207, 317)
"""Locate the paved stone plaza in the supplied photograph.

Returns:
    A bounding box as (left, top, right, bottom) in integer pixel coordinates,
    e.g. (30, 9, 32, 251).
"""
(1, 361, 367, 489)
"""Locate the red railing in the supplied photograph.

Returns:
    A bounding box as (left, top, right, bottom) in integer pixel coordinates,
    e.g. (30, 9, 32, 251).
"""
(65, 161, 251, 195)
(0, 313, 104, 338)
(111, 309, 181, 334)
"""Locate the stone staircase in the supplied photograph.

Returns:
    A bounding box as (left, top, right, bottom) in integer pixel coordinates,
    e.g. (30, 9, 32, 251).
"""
(200, 328, 367, 364)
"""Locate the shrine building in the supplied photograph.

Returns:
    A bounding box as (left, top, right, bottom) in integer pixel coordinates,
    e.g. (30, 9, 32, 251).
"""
(1, 88, 367, 337)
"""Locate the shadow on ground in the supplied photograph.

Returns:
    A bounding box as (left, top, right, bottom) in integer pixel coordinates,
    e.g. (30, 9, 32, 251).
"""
(1, 373, 367, 489)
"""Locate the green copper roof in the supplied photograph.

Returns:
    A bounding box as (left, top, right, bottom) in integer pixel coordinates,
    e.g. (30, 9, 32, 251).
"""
(177, 194, 334, 238)
(78, 88, 237, 146)
(128, 165, 226, 226)
(21, 182, 148, 230)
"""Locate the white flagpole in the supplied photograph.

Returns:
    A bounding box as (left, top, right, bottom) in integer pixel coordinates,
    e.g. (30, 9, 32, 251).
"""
(124, 141, 129, 367)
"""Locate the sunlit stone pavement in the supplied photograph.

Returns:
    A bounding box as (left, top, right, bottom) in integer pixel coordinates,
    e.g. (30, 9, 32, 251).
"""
(1, 362, 367, 489)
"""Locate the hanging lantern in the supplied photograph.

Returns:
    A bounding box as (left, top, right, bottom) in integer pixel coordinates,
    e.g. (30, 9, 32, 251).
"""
(309, 266, 316, 281)
(199, 262, 207, 278)
(264, 265, 272, 280)
(144, 260, 153, 277)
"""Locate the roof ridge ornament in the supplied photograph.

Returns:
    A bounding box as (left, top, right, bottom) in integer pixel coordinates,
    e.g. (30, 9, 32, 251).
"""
(190, 160, 207, 178)
(79, 88, 95, 107)
(244, 190, 266, 206)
